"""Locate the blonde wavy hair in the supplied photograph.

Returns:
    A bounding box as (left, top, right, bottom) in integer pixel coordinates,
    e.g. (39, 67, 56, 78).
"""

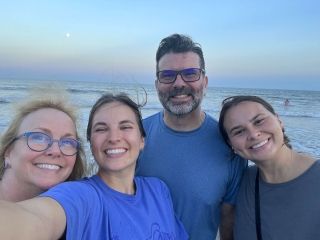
(0, 85, 87, 179)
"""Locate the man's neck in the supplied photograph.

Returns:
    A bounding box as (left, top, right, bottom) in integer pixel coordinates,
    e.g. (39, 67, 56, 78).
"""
(163, 108, 205, 131)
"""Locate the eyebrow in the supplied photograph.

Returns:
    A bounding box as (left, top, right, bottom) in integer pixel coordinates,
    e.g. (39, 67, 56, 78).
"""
(119, 120, 135, 125)
(249, 114, 264, 123)
(92, 122, 107, 128)
(92, 120, 135, 128)
(32, 127, 76, 138)
(229, 125, 243, 135)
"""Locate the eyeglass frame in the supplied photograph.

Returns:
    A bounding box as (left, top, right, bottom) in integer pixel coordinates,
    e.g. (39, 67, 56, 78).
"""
(156, 68, 205, 84)
(11, 131, 80, 156)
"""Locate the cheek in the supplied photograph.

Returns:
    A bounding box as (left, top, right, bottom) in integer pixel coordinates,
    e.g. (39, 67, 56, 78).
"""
(11, 144, 38, 160)
(193, 80, 205, 90)
(89, 136, 102, 154)
(61, 156, 77, 174)
(66, 155, 77, 167)
(127, 134, 144, 151)
(267, 121, 283, 139)
(157, 84, 170, 92)
(10, 151, 42, 171)
(229, 137, 245, 150)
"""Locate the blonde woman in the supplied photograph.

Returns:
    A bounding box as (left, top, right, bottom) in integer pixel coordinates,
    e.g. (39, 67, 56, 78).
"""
(0, 86, 86, 202)
(0, 93, 187, 239)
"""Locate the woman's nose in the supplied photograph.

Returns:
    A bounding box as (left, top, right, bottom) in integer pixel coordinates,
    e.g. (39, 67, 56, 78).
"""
(45, 141, 62, 157)
(247, 126, 261, 140)
(108, 129, 121, 143)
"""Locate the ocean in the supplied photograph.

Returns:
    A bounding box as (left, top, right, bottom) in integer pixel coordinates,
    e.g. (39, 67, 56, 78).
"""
(0, 79, 319, 162)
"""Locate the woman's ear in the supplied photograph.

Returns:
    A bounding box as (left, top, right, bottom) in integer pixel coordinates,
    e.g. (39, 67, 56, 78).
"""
(276, 114, 284, 128)
(140, 137, 145, 151)
(4, 148, 12, 169)
(231, 146, 237, 154)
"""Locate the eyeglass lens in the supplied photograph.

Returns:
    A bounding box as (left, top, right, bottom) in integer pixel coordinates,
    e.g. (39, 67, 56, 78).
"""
(26, 132, 79, 156)
(158, 68, 203, 83)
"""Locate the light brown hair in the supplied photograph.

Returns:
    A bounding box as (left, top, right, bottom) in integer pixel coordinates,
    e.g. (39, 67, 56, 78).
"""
(0, 85, 87, 179)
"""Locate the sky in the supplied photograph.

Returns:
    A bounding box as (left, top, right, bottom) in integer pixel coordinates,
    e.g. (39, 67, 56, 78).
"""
(0, 0, 319, 90)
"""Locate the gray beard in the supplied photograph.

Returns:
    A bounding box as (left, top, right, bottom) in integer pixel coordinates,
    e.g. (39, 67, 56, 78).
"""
(157, 86, 204, 117)
(164, 99, 199, 116)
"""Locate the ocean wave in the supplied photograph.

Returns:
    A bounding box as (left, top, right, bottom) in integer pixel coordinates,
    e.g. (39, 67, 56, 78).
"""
(67, 88, 105, 94)
(0, 99, 10, 104)
(280, 113, 320, 119)
(1, 80, 319, 160)
(0, 86, 28, 91)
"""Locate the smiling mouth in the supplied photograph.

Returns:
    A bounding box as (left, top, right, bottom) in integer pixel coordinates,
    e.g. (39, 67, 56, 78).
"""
(251, 139, 269, 149)
(105, 148, 127, 156)
(170, 94, 192, 101)
(35, 163, 61, 170)
(172, 94, 189, 98)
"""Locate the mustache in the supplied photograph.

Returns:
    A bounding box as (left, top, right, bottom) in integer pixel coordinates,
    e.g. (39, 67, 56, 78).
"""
(168, 87, 193, 98)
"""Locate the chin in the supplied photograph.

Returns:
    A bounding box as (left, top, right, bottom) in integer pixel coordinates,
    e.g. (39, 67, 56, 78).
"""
(37, 180, 62, 190)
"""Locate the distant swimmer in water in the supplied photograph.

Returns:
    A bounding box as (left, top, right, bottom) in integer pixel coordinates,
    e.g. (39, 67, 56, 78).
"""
(284, 98, 290, 106)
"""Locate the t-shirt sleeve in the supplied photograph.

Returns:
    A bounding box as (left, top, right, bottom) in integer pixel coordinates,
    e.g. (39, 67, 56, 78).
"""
(40, 181, 94, 237)
(223, 155, 248, 205)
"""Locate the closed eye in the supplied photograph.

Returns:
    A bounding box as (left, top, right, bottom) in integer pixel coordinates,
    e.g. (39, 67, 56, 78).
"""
(120, 124, 134, 130)
(92, 122, 109, 132)
(94, 127, 108, 132)
(254, 118, 265, 126)
(232, 128, 245, 137)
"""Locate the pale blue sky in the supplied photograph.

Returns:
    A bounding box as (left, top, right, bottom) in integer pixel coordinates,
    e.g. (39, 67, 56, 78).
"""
(1, 0, 319, 90)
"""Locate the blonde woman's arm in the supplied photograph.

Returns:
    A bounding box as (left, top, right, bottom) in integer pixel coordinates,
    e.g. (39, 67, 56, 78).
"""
(0, 197, 66, 240)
